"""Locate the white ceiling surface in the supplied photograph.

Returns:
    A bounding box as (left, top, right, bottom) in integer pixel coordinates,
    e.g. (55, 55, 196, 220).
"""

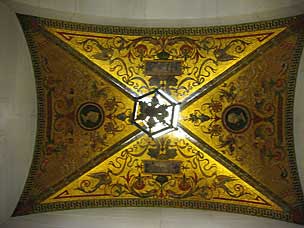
(0, 0, 304, 227)
(2, 0, 304, 26)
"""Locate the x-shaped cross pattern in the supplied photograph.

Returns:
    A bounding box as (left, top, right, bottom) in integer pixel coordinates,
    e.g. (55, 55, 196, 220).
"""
(15, 14, 304, 224)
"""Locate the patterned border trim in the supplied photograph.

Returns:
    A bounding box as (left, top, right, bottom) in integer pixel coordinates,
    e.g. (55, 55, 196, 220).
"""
(11, 21, 50, 216)
(18, 14, 303, 36)
(285, 27, 304, 203)
(15, 28, 46, 203)
(34, 198, 291, 222)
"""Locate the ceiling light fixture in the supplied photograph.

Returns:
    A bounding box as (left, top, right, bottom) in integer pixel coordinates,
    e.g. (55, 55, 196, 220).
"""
(132, 89, 180, 138)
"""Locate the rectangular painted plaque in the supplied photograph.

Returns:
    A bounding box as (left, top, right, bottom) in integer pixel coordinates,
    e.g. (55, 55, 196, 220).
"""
(145, 61, 182, 76)
(143, 160, 181, 174)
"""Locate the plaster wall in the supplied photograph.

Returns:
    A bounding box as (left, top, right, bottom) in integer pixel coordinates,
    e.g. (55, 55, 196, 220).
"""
(0, 1, 304, 227)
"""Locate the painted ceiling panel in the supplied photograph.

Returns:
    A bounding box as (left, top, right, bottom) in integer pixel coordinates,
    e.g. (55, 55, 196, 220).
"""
(180, 33, 299, 205)
(14, 14, 304, 224)
(42, 133, 282, 212)
(44, 27, 285, 102)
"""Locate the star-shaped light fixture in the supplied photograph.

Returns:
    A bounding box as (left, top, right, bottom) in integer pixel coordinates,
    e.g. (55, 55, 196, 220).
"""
(132, 89, 180, 138)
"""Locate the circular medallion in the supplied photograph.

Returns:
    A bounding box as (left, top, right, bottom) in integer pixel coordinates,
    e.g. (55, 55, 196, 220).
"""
(223, 105, 251, 133)
(77, 102, 104, 131)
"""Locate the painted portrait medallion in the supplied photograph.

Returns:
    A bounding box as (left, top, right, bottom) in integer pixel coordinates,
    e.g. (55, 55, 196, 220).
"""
(77, 102, 104, 130)
(223, 105, 251, 133)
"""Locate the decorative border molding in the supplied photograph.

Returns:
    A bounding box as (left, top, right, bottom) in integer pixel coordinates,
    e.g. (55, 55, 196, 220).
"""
(34, 198, 291, 222)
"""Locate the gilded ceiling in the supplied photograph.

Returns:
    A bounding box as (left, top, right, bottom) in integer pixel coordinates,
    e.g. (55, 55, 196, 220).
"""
(15, 14, 304, 224)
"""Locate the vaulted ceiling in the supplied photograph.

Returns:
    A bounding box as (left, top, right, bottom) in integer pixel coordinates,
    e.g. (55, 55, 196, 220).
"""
(11, 13, 304, 225)
(0, 0, 304, 228)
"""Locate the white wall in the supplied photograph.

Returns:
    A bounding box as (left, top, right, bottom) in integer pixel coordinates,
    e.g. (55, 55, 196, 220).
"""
(0, 1, 36, 226)
(2, 207, 304, 228)
(0, 0, 304, 227)
(3, 0, 304, 26)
